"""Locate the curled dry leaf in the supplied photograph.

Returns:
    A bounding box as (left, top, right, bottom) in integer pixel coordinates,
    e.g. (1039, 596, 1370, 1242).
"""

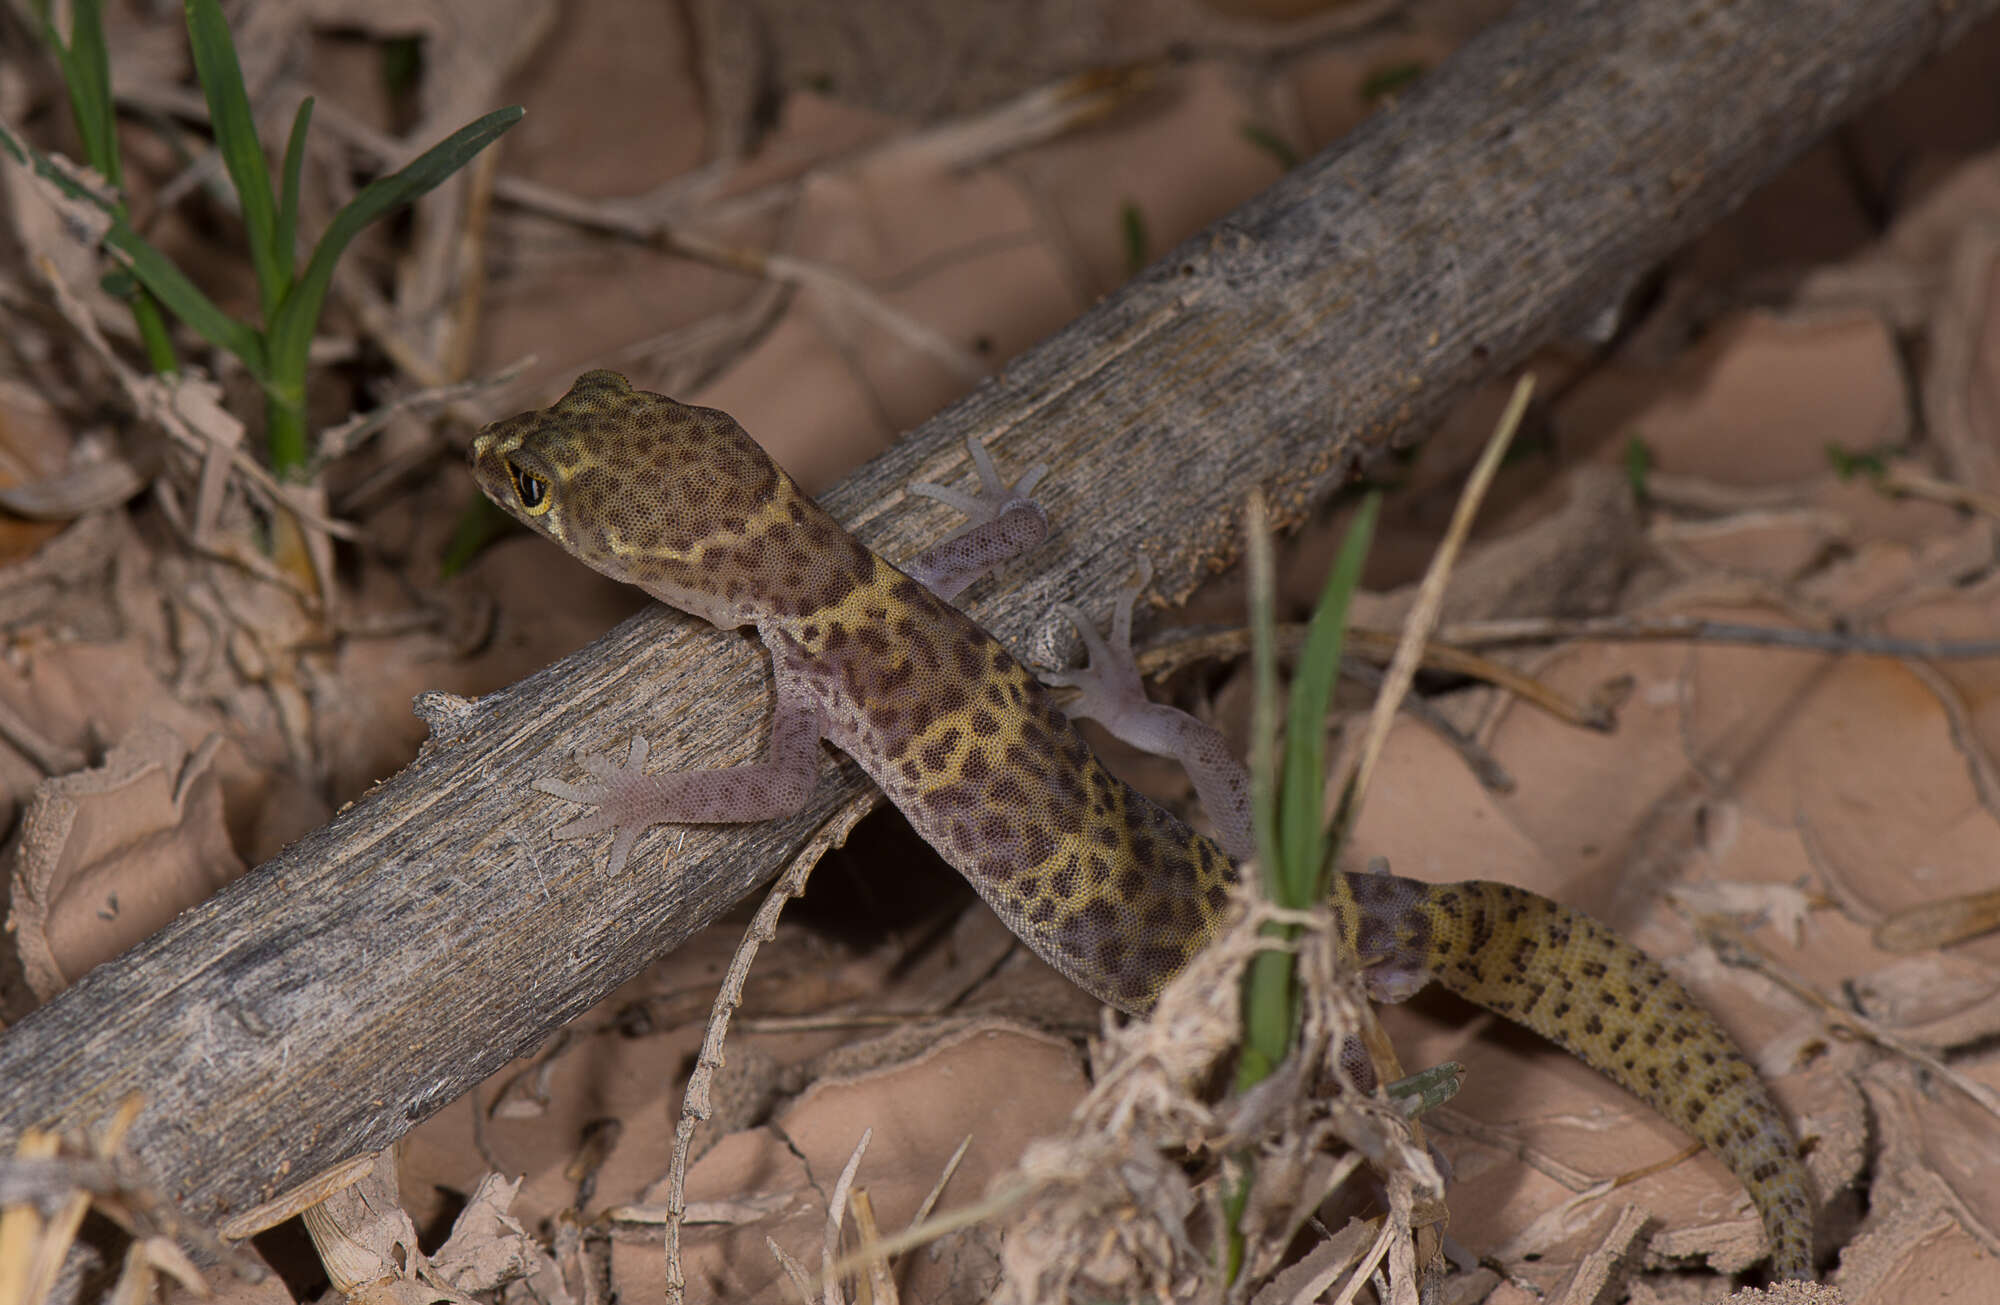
(1848, 954, 2000, 1049)
(293, 1151, 552, 1305)
(428, 1174, 556, 1296)
(0, 135, 118, 327)
(8, 720, 243, 999)
(0, 375, 142, 668)
(1839, 1062, 2000, 1296)
(0, 378, 91, 559)
(305, 1204, 459, 1305)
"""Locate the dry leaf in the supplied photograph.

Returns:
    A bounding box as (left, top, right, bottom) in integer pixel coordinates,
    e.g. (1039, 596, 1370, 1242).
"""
(651, 1020, 1088, 1304)
(1834, 1061, 2000, 1299)
(8, 720, 243, 998)
(429, 1174, 553, 1295)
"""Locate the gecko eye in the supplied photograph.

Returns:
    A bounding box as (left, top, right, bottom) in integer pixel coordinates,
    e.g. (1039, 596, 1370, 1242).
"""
(509, 463, 552, 515)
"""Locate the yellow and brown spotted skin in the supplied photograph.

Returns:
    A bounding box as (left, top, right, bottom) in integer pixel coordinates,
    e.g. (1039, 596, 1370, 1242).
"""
(766, 584, 1237, 1010)
(471, 370, 1233, 1008)
(1338, 873, 1812, 1277)
(471, 370, 1812, 1279)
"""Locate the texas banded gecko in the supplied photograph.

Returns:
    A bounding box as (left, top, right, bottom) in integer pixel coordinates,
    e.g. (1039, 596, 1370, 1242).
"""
(469, 370, 1813, 1279)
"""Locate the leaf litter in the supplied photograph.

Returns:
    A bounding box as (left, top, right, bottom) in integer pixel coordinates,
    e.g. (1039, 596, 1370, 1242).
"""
(3, 2, 2000, 1304)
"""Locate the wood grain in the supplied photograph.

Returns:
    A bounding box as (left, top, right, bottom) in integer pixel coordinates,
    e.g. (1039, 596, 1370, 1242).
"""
(1, 0, 1990, 1232)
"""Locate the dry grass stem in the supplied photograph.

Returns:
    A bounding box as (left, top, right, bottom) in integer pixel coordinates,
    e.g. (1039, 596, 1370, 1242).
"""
(1348, 374, 1534, 811)
(819, 1129, 873, 1305)
(1, 1096, 263, 1305)
(846, 1189, 897, 1305)
(1434, 613, 2000, 660)
(663, 793, 877, 1304)
(969, 887, 1439, 1302)
(1132, 624, 1615, 731)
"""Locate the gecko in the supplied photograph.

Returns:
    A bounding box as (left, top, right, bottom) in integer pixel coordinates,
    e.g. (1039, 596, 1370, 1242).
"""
(469, 369, 1814, 1279)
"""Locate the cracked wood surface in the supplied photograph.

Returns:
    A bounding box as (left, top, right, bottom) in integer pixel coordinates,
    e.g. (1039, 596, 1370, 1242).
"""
(2, 0, 1991, 1231)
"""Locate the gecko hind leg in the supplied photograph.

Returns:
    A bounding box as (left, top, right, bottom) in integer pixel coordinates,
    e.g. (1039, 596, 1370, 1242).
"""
(1045, 557, 1256, 861)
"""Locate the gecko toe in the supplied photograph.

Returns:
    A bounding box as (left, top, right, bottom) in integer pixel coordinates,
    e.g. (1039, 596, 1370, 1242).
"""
(534, 776, 609, 805)
(605, 824, 643, 875)
(550, 808, 617, 841)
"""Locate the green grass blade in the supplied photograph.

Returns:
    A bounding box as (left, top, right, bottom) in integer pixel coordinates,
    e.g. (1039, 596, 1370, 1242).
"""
(0, 120, 51, 178)
(6, 87, 184, 374)
(1237, 496, 1291, 1088)
(1237, 490, 1382, 1106)
(185, 0, 285, 318)
(265, 106, 522, 384)
(0, 119, 213, 370)
(1239, 122, 1300, 171)
(276, 97, 314, 270)
(128, 285, 180, 374)
(1247, 496, 1282, 881)
(107, 219, 264, 369)
(1120, 201, 1149, 278)
(1384, 1061, 1465, 1116)
(1276, 494, 1378, 904)
(1229, 494, 1284, 1280)
(33, 2, 190, 374)
(55, 0, 121, 184)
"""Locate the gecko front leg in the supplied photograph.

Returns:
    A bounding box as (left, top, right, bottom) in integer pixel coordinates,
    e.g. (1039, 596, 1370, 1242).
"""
(533, 675, 826, 874)
(904, 436, 1049, 600)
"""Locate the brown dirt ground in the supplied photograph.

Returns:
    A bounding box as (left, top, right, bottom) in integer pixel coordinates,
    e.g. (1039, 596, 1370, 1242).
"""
(7, 1, 2000, 1302)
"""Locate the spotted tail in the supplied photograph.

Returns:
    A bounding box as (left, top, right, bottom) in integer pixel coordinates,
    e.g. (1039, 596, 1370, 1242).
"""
(1336, 872, 1813, 1279)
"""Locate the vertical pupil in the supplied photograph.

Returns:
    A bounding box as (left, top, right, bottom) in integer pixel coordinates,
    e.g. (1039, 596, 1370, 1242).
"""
(515, 467, 544, 508)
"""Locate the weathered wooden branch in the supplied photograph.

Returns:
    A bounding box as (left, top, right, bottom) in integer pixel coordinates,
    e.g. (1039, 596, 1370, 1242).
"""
(2, 0, 1990, 1232)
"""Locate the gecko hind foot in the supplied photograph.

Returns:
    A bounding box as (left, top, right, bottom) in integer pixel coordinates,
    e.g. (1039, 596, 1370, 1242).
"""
(905, 434, 1051, 600)
(1043, 555, 1256, 859)
(1043, 555, 1155, 722)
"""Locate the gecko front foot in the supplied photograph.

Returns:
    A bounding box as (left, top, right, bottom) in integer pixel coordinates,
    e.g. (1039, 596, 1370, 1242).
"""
(904, 436, 1051, 601)
(532, 702, 826, 875)
(533, 736, 663, 875)
(907, 435, 1048, 540)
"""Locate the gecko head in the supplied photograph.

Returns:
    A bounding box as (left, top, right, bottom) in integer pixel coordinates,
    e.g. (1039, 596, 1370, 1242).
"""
(469, 370, 872, 626)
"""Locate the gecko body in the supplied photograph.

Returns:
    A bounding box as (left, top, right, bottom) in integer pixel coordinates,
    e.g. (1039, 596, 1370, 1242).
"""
(470, 370, 1812, 1278)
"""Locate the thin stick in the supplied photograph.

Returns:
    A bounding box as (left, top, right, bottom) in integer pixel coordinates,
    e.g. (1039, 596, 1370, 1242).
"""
(1337, 657, 1515, 793)
(819, 1182, 1036, 1281)
(1126, 624, 1613, 730)
(663, 793, 878, 1305)
(1347, 375, 1535, 810)
(905, 1135, 973, 1234)
(1696, 914, 2000, 1124)
(662, 228, 988, 383)
(317, 360, 530, 463)
(1326, 1215, 1395, 1305)
(1433, 613, 2000, 660)
(847, 1189, 896, 1305)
